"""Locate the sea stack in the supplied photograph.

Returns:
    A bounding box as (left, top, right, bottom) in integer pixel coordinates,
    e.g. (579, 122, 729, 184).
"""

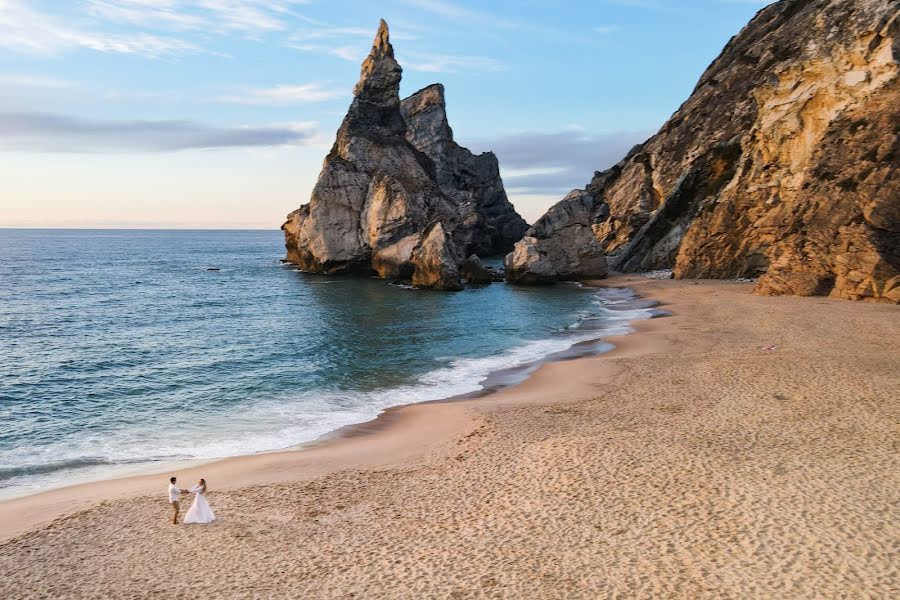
(282, 20, 527, 290)
(506, 0, 899, 303)
(401, 83, 528, 257)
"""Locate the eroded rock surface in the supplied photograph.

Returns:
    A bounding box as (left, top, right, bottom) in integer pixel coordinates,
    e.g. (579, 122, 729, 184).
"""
(507, 0, 899, 302)
(410, 221, 464, 291)
(283, 21, 526, 290)
(401, 84, 528, 256)
(505, 190, 608, 284)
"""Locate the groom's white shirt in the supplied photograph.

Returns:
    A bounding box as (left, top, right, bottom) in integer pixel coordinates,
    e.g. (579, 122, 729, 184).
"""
(168, 483, 182, 503)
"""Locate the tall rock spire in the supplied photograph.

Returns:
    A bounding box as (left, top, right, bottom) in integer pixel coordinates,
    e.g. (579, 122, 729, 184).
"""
(282, 19, 528, 290)
(353, 19, 401, 106)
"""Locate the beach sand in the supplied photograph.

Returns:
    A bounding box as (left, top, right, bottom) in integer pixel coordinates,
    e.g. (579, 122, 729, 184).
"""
(1, 277, 898, 599)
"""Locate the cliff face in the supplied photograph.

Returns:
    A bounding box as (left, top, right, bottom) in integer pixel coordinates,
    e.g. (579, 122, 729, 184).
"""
(283, 21, 526, 290)
(507, 0, 899, 302)
(401, 84, 528, 257)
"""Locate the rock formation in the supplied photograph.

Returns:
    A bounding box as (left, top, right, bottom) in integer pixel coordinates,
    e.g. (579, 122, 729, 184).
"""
(410, 221, 463, 290)
(401, 84, 528, 257)
(283, 21, 527, 290)
(505, 190, 608, 284)
(506, 0, 899, 302)
(461, 255, 504, 284)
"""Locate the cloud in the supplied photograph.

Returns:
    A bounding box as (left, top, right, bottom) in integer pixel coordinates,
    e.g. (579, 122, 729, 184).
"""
(464, 128, 652, 195)
(0, 0, 200, 57)
(402, 52, 505, 73)
(286, 24, 419, 63)
(329, 45, 363, 62)
(593, 25, 622, 34)
(0, 111, 319, 152)
(0, 0, 318, 57)
(86, 0, 312, 33)
(604, 0, 660, 7)
(217, 83, 345, 105)
(289, 26, 418, 43)
(86, 0, 208, 31)
(0, 74, 78, 90)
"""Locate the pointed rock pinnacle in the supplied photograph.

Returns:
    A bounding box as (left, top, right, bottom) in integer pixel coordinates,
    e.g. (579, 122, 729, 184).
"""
(353, 19, 401, 104)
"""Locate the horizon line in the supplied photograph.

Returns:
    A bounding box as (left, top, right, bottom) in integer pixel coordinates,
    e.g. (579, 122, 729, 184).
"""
(0, 225, 281, 231)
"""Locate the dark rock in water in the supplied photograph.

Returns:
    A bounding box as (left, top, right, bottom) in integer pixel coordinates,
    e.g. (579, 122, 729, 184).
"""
(401, 84, 528, 256)
(506, 0, 899, 303)
(282, 20, 527, 291)
(461, 254, 501, 284)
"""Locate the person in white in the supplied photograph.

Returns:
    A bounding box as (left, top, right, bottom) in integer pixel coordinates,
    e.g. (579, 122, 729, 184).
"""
(183, 478, 216, 524)
(168, 476, 187, 524)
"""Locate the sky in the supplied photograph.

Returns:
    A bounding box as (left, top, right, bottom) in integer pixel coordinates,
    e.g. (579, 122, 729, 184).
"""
(0, 0, 773, 229)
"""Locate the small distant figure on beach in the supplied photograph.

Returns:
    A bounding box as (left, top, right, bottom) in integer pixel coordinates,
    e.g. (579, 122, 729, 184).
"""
(167, 476, 216, 524)
(168, 476, 187, 524)
(183, 478, 216, 524)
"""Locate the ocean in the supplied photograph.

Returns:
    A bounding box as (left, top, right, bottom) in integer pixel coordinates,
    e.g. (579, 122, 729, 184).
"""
(0, 229, 655, 499)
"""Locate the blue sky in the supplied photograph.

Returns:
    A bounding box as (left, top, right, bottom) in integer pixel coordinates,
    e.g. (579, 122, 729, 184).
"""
(0, 0, 771, 228)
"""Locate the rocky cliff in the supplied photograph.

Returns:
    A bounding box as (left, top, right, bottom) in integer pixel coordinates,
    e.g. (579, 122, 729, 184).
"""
(401, 84, 528, 257)
(283, 21, 526, 290)
(506, 0, 899, 302)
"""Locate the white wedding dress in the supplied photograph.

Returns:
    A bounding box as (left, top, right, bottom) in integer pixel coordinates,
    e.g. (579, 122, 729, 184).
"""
(183, 485, 216, 524)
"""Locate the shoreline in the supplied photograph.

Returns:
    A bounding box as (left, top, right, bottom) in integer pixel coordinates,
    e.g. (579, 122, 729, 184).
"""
(0, 280, 651, 503)
(3, 275, 897, 598)
(0, 275, 661, 542)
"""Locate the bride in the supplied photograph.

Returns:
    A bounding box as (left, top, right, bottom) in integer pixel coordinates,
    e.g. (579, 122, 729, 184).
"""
(183, 478, 216, 524)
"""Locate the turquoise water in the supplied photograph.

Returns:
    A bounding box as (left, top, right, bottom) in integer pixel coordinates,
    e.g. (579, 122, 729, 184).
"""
(0, 229, 654, 498)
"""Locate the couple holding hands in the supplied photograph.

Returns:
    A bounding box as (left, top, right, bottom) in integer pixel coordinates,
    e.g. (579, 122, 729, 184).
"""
(167, 476, 216, 524)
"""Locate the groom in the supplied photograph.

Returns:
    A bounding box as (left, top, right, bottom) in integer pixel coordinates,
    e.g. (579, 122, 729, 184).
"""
(168, 476, 188, 524)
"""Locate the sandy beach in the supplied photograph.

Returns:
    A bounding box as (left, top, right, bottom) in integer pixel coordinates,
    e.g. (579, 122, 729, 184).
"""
(1, 276, 898, 599)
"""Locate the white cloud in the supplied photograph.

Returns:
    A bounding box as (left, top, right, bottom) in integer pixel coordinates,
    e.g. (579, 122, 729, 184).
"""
(86, 0, 312, 33)
(593, 25, 622, 34)
(402, 0, 482, 21)
(0, 0, 321, 58)
(290, 26, 377, 41)
(0, 0, 200, 57)
(217, 83, 344, 105)
(402, 52, 505, 74)
(400, 0, 586, 46)
(501, 166, 569, 179)
(0, 74, 78, 89)
(87, 0, 207, 30)
(330, 45, 363, 62)
(286, 24, 418, 63)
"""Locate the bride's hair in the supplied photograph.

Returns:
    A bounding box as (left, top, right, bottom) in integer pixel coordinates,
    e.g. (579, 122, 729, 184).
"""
(199, 478, 207, 493)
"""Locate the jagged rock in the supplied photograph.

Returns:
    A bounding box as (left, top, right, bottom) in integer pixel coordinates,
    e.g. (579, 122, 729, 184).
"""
(411, 221, 463, 290)
(505, 190, 608, 284)
(401, 84, 528, 256)
(461, 254, 501, 284)
(282, 21, 527, 290)
(506, 0, 899, 303)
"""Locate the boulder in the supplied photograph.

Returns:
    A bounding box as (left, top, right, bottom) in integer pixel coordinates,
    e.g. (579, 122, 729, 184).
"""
(505, 190, 608, 284)
(461, 254, 501, 284)
(410, 222, 463, 291)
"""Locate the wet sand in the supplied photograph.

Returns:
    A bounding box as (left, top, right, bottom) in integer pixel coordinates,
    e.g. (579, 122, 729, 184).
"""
(1, 276, 897, 598)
